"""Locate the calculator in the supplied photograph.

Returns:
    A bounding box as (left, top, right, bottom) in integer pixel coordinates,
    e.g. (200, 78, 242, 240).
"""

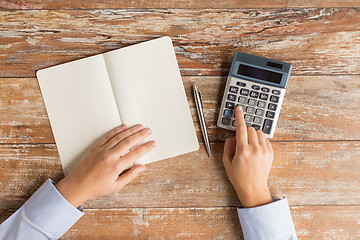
(217, 52, 292, 138)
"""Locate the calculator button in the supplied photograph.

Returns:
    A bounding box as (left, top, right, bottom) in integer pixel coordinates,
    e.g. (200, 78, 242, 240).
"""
(255, 109, 265, 116)
(253, 117, 263, 125)
(249, 91, 259, 99)
(266, 111, 275, 119)
(244, 114, 253, 122)
(229, 86, 239, 94)
(223, 109, 233, 118)
(248, 99, 257, 106)
(237, 104, 246, 111)
(236, 82, 246, 87)
(240, 88, 249, 96)
(262, 119, 273, 134)
(246, 106, 256, 114)
(238, 96, 247, 105)
(225, 102, 235, 109)
(252, 124, 261, 130)
(227, 94, 237, 101)
(251, 85, 260, 90)
(270, 95, 279, 103)
(232, 120, 236, 127)
(245, 122, 252, 127)
(222, 117, 231, 125)
(272, 89, 281, 95)
(257, 101, 266, 109)
(268, 103, 277, 111)
(261, 87, 270, 93)
(259, 93, 268, 101)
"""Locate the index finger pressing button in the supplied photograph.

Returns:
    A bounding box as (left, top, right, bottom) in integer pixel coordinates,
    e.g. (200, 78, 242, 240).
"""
(235, 106, 248, 145)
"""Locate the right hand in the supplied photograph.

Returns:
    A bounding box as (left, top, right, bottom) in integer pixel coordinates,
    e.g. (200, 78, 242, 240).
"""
(222, 106, 274, 208)
(56, 124, 156, 207)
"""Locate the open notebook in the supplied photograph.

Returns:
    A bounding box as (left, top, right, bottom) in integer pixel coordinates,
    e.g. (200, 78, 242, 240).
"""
(37, 36, 199, 175)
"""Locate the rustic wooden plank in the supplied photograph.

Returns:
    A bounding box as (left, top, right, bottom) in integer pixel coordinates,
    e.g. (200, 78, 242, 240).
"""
(1, 206, 359, 239)
(1, 0, 360, 9)
(1, 9, 360, 77)
(1, 76, 359, 143)
(63, 206, 360, 239)
(0, 141, 359, 210)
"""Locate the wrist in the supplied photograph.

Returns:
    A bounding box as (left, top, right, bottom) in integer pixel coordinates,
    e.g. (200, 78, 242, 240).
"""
(56, 178, 88, 207)
(236, 184, 272, 208)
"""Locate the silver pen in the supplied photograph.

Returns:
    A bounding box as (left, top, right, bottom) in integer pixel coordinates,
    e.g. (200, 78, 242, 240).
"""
(193, 85, 212, 158)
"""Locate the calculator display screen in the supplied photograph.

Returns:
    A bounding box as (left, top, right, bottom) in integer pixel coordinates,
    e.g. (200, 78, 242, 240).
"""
(237, 64, 282, 84)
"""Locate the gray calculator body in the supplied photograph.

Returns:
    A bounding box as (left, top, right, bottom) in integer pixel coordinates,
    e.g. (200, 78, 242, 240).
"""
(217, 52, 292, 138)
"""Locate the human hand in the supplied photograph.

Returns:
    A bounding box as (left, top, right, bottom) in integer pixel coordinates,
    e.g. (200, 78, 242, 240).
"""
(56, 124, 156, 207)
(222, 106, 273, 208)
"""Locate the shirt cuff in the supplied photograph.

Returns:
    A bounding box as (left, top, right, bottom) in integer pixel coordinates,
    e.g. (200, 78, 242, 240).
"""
(22, 179, 84, 239)
(237, 198, 297, 240)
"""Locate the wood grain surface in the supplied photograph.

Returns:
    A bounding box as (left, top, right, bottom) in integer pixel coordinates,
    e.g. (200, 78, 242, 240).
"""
(1, 0, 360, 9)
(1, 8, 360, 77)
(1, 3, 360, 239)
(1, 206, 359, 239)
(1, 142, 359, 210)
(1, 76, 359, 143)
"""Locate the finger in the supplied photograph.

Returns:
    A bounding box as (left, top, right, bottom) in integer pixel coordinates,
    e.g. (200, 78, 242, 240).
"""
(265, 138, 273, 152)
(116, 140, 156, 169)
(222, 137, 236, 168)
(256, 130, 266, 146)
(96, 124, 128, 147)
(234, 106, 248, 147)
(115, 165, 146, 190)
(247, 127, 258, 145)
(105, 124, 145, 150)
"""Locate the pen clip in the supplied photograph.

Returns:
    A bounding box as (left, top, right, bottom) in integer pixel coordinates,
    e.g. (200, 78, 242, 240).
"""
(198, 91, 204, 110)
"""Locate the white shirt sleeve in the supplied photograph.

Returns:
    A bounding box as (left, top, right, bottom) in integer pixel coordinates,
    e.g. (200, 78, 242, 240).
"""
(237, 198, 297, 240)
(0, 179, 84, 240)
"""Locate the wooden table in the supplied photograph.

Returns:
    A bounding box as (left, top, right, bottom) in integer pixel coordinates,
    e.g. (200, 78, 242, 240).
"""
(1, 1, 360, 239)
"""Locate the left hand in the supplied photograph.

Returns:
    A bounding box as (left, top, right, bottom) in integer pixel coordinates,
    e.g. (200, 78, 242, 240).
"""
(56, 124, 156, 207)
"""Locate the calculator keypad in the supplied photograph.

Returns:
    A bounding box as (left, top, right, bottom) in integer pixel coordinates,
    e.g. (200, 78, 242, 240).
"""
(222, 117, 231, 125)
(257, 101, 266, 108)
(225, 102, 235, 110)
(259, 93, 268, 101)
(223, 109, 233, 118)
(268, 103, 277, 111)
(227, 94, 236, 101)
(248, 99, 257, 106)
(238, 96, 247, 104)
(220, 77, 284, 137)
(229, 86, 239, 93)
(249, 91, 259, 98)
(240, 89, 249, 96)
(246, 106, 256, 115)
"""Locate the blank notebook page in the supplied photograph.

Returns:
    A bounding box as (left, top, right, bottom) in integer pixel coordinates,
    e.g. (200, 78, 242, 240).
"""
(37, 55, 122, 175)
(104, 37, 199, 165)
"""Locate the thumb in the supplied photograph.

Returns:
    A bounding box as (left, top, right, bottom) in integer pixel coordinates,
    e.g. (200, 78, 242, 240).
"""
(222, 137, 236, 168)
(115, 165, 146, 190)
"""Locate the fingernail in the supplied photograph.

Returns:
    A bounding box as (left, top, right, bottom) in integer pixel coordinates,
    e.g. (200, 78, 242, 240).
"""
(151, 140, 157, 146)
(146, 128, 152, 134)
(137, 124, 144, 130)
(236, 106, 242, 111)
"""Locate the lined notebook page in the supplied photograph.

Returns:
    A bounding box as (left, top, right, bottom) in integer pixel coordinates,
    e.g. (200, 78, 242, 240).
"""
(37, 55, 122, 175)
(104, 37, 199, 165)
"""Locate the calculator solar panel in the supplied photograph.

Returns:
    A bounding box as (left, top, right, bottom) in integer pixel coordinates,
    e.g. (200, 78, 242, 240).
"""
(217, 52, 292, 138)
